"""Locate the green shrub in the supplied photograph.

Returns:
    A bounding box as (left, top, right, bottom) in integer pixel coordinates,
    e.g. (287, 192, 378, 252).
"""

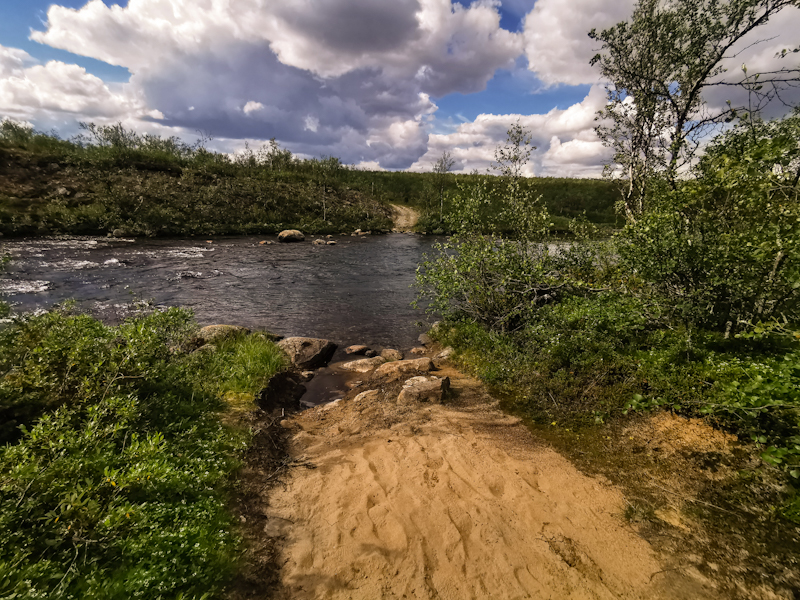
(0, 306, 285, 598)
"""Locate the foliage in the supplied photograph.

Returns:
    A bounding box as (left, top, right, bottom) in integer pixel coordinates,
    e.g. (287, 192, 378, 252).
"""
(618, 112, 800, 333)
(0, 306, 285, 598)
(590, 0, 800, 220)
(416, 125, 565, 331)
(0, 119, 620, 237)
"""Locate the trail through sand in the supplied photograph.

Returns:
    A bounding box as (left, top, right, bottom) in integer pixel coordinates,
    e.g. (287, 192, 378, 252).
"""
(390, 204, 420, 232)
(262, 363, 719, 600)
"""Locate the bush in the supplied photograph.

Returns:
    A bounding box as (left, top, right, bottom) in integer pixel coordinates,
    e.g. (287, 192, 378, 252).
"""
(0, 306, 285, 598)
(618, 113, 800, 333)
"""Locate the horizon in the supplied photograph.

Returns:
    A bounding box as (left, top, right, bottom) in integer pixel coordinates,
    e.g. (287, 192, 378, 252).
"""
(1, 0, 799, 177)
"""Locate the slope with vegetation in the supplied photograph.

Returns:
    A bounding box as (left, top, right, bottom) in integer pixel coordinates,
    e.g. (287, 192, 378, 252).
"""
(0, 120, 620, 238)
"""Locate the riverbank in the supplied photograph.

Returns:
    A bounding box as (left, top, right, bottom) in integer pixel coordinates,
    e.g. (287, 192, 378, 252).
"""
(235, 337, 799, 599)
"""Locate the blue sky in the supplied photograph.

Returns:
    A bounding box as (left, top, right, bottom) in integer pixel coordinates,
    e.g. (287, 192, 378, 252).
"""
(1, 0, 797, 175)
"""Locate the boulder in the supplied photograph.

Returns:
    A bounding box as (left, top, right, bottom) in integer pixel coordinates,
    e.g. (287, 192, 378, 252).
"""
(345, 344, 370, 355)
(397, 376, 450, 404)
(198, 324, 249, 344)
(353, 390, 380, 403)
(192, 343, 218, 355)
(312, 239, 327, 246)
(277, 337, 338, 369)
(380, 348, 403, 361)
(435, 346, 454, 359)
(374, 357, 435, 381)
(340, 356, 386, 373)
(277, 229, 305, 243)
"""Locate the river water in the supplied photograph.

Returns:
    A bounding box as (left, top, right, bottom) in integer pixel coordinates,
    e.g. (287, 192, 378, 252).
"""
(0, 234, 440, 352)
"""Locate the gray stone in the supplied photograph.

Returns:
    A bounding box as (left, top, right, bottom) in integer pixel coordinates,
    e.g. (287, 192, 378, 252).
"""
(277, 337, 337, 369)
(198, 324, 250, 344)
(340, 356, 386, 372)
(374, 357, 435, 381)
(277, 229, 305, 243)
(397, 376, 450, 404)
(345, 345, 370, 355)
(380, 348, 403, 361)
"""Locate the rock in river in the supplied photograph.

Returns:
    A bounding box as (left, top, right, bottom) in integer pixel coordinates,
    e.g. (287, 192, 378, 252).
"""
(278, 337, 337, 369)
(341, 356, 386, 373)
(278, 229, 305, 243)
(374, 357, 435, 381)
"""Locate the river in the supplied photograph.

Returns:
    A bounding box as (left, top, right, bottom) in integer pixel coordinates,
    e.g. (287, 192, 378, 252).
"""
(0, 234, 439, 352)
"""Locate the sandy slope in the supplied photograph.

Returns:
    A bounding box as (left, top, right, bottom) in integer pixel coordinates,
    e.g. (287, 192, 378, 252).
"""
(390, 204, 420, 232)
(264, 366, 718, 600)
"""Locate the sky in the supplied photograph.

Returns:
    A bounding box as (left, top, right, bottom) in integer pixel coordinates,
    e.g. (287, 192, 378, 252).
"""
(1, 0, 798, 177)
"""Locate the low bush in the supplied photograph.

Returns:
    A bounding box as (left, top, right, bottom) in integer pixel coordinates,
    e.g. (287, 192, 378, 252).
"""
(0, 306, 285, 598)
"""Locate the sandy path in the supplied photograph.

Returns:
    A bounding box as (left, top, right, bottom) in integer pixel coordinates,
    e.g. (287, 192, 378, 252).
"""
(390, 204, 420, 232)
(264, 367, 718, 600)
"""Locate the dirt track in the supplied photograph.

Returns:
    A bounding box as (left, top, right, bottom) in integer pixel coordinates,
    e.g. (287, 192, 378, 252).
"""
(390, 204, 420, 232)
(259, 363, 719, 600)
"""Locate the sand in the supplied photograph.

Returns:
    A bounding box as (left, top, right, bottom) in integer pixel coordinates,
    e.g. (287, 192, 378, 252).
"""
(262, 367, 719, 600)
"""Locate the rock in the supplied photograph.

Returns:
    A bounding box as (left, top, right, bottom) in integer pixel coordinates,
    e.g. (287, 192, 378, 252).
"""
(398, 376, 450, 404)
(277, 337, 338, 369)
(277, 229, 305, 243)
(435, 346, 454, 359)
(259, 240, 267, 245)
(345, 345, 370, 355)
(112, 228, 127, 238)
(380, 348, 403, 361)
(258, 371, 306, 412)
(280, 419, 293, 429)
(198, 324, 250, 344)
(364, 350, 378, 358)
(320, 399, 342, 411)
(326, 235, 333, 239)
(327, 241, 338, 245)
(192, 343, 218, 355)
(418, 333, 434, 346)
(410, 347, 427, 355)
(312, 239, 327, 245)
(374, 357, 435, 381)
(354, 390, 380, 403)
(340, 356, 386, 373)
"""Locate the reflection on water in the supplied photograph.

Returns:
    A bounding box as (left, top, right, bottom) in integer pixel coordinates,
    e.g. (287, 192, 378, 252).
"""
(0, 234, 438, 350)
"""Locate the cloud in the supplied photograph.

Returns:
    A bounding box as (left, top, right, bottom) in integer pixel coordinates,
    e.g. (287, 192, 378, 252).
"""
(25, 0, 524, 168)
(522, 0, 635, 86)
(0, 44, 157, 121)
(409, 84, 610, 177)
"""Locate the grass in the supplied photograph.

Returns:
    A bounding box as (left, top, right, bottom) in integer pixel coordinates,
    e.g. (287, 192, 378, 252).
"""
(0, 120, 620, 238)
(0, 305, 286, 599)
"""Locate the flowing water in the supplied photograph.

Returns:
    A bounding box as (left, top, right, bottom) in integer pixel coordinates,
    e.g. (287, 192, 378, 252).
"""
(0, 234, 439, 354)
